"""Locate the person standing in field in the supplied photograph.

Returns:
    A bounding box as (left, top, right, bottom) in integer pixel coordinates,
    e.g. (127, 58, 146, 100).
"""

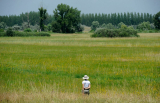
(82, 75, 91, 95)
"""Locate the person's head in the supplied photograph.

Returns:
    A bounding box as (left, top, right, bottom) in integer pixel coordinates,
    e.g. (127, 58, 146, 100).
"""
(83, 75, 89, 80)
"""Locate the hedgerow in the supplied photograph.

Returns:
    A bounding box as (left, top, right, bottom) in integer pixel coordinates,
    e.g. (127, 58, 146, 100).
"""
(24, 28, 32, 32)
(14, 32, 50, 37)
(91, 27, 139, 38)
(0, 31, 50, 37)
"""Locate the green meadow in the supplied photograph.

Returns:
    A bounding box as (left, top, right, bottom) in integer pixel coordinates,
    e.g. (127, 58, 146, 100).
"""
(0, 33, 160, 102)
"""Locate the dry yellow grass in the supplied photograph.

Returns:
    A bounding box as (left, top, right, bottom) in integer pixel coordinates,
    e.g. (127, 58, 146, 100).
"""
(0, 90, 158, 103)
(139, 33, 160, 37)
(83, 26, 91, 32)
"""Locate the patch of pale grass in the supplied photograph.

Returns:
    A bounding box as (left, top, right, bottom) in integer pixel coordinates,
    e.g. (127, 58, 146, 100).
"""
(144, 52, 160, 62)
(83, 26, 91, 32)
(145, 52, 160, 57)
(139, 33, 160, 37)
(0, 90, 158, 103)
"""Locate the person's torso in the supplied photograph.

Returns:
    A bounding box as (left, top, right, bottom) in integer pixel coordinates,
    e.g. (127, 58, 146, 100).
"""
(82, 80, 90, 88)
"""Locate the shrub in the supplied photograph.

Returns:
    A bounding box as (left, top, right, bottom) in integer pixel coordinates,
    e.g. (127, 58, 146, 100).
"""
(121, 24, 127, 29)
(101, 23, 106, 28)
(150, 23, 155, 29)
(24, 28, 32, 32)
(0, 32, 6, 37)
(149, 30, 154, 33)
(76, 24, 84, 32)
(0, 22, 7, 29)
(47, 24, 52, 31)
(33, 30, 37, 32)
(14, 32, 50, 37)
(91, 21, 99, 31)
(118, 22, 125, 28)
(119, 29, 138, 37)
(137, 21, 151, 30)
(38, 32, 50, 36)
(0, 29, 4, 32)
(22, 22, 29, 30)
(30, 24, 40, 31)
(0, 31, 50, 37)
(91, 28, 119, 38)
(99, 23, 115, 29)
(105, 23, 115, 29)
(91, 28, 139, 38)
(44, 25, 48, 32)
(12, 24, 21, 31)
(6, 28, 15, 37)
(128, 26, 134, 30)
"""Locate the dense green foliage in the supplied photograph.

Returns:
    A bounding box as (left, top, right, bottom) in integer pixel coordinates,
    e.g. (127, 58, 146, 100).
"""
(92, 21, 159, 33)
(91, 21, 99, 31)
(102, 23, 115, 29)
(0, 28, 4, 32)
(6, 28, 15, 37)
(14, 32, 50, 37)
(12, 24, 21, 31)
(51, 21, 61, 33)
(0, 22, 7, 29)
(0, 11, 155, 33)
(0, 31, 50, 37)
(75, 24, 84, 32)
(47, 24, 52, 31)
(39, 7, 47, 31)
(118, 22, 125, 28)
(92, 26, 139, 37)
(24, 28, 32, 32)
(0, 11, 54, 27)
(154, 11, 160, 29)
(81, 12, 154, 26)
(137, 21, 151, 30)
(53, 3, 81, 33)
(0, 32, 6, 37)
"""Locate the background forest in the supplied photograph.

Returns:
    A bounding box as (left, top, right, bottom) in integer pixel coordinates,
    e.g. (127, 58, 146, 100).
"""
(0, 12, 54, 27)
(0, 12, 155, 29)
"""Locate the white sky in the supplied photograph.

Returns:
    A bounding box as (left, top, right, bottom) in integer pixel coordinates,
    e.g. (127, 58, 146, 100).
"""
(0, 0, 160, 16)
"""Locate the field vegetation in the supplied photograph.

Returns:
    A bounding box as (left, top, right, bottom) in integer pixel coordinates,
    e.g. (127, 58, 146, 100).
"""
(91, 25, 139, 38)
(0, 28, 50, 37)
(0, 32, 160, 102)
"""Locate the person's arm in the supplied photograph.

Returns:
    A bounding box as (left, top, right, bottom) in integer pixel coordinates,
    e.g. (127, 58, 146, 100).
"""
(88, 84, 91, 89)
(82, 84, 84, 90)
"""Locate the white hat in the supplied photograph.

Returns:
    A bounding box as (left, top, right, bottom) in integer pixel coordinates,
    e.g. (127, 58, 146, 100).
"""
(83, 75, 89, 79)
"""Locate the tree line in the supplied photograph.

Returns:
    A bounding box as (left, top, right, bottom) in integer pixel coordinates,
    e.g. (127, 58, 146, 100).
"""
(81, 12, 154, 26)
(0, 11, 54, 27)
(0, 12, 154, 27)
(0, 12, 155, 27)
(0, 3, 83, 33)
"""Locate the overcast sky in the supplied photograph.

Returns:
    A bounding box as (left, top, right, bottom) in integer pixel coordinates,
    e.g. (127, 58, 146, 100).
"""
(0, 0, 160, 16)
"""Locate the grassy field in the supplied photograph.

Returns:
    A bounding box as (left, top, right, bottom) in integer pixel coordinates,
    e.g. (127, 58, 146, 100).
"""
(0, 33, 160, 102)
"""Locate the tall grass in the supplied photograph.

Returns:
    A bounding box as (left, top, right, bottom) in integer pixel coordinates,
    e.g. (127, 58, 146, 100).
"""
(0, 33, 160, 102)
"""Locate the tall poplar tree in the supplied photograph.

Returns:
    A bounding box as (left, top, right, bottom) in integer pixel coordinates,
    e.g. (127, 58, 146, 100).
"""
(38, 7, 47, 31)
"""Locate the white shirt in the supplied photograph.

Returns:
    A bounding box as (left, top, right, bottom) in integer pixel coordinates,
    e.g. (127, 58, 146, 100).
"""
(82, 80, 90, 88)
